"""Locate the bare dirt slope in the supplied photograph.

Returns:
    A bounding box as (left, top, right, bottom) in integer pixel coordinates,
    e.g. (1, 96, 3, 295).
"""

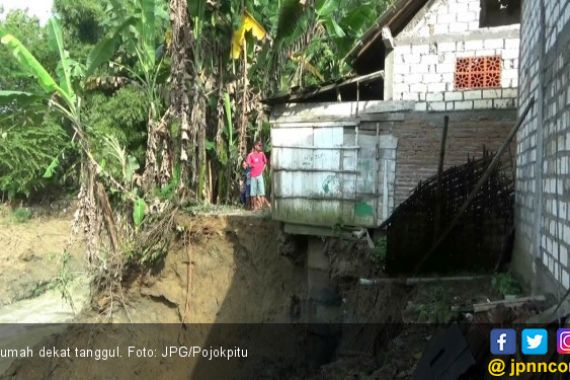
(123, 213, 306, 323)
(0, 207, 85, 307)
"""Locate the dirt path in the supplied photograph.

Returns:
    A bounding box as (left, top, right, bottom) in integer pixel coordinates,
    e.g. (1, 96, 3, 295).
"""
(0, 209, 85, 307)
(0, 208, 90, 375)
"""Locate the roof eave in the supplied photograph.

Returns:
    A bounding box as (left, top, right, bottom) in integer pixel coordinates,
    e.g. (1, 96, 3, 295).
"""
(344, 0, 429, 64)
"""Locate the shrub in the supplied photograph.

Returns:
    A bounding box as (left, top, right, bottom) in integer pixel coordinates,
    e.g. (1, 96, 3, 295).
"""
(11, 207, 33, 223)
(0, 120, 68, 199)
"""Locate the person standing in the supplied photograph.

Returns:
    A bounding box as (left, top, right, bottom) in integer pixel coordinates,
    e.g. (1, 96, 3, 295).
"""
(246, 141, 269, 211)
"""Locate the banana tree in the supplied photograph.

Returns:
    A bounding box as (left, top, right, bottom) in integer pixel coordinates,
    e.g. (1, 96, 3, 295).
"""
(89, 0, 171, 192)
(230, 10, 267, 164)
(0, 19, 138, 264)
(270, 0, 391, 89)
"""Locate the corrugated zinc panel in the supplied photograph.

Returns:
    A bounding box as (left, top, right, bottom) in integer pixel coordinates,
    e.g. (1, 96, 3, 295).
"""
(272, 122, 380, 227)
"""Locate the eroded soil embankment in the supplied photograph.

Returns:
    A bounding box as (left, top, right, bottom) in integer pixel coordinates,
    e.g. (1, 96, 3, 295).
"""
(117, 213, 308, 323)
(2, 213, 313, 379)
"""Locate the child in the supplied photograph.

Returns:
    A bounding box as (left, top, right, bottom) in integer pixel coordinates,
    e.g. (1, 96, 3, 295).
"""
(240, 160, 251, 208)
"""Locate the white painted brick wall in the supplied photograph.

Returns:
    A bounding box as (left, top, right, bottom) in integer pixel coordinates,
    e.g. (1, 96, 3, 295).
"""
(438, 41, 456, 52)
(484, 39, 505, 49)
(463, 90, 482, 100)
(505, 39, 520, 49)
(428, 101, 446, 111)
(475, 49, 496, 57)
(392, 36, 520, 107)
(437, 63, 455, 73)
(474, 99, 493, 108)
(388, 0, 521, 110)
(483, 89, 502, 98)
(423, 73, 442, 83)
(455, 100, 473, 110)
(398, 0, 519, 38)
(449, 22, 469, 33)
(457, 11, 477, 23)
(426, 93, 444, 101)
(445, 92, 463, 101)
(465, 40, 483, 50)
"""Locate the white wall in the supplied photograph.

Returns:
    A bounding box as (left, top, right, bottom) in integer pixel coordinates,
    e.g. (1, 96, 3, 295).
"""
(513, 0, 570, 292)
(390, 0, 520, 111)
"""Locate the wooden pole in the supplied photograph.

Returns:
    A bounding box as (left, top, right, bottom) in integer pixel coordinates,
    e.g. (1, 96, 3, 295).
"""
(437, 116, 449, 182)
(433, 115, 449, 242)
(356, 81, 360, 116)
(413, 97, 535, 273)
(359, 275, 491, 286)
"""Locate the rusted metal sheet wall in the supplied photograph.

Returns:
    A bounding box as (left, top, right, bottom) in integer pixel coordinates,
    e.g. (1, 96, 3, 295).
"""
(271, 121, 397, 228)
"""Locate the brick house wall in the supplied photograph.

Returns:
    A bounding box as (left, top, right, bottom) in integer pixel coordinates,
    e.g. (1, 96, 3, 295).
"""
(389, 0, 519, 112)
(366, 110, 516, 205)
(513, 0, 570, 292)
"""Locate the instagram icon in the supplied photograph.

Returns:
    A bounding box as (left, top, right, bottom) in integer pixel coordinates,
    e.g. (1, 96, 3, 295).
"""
(557, 329, 570, 354)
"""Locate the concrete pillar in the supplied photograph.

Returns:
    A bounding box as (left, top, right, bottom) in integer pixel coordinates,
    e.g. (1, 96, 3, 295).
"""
(384, 50, 394, 101)
(306, 238, 342, 323)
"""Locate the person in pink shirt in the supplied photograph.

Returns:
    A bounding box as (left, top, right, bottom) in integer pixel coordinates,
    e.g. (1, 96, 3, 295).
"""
(246, 141, 270, 211)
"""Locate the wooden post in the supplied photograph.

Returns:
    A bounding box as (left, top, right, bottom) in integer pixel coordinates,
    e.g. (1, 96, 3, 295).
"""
(356, 81, 360, 117)
(414, 97, 535, 273)
(433, 116, 449, 242)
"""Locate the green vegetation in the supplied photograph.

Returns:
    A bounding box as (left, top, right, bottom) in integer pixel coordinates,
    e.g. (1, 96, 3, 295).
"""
(30, 281, 56, 298)
(405, 286, 455, 323)
(492, 272, 523, 296)
(10, 207, 33, 223)
(0, 0, 394, 202)
(0, 0, 394, 310)
(56, 251, 77, 312)
(371, 236, 388, 265)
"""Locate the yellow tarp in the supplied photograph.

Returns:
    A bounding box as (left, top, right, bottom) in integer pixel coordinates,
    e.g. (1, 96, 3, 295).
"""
(231, 11, 267, 60)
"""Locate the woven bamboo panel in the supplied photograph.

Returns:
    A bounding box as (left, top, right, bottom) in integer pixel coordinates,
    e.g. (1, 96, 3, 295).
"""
(385, 149, 514, 274)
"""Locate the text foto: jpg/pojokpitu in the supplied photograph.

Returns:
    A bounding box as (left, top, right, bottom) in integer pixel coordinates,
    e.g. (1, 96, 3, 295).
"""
(1, 345, 248, 361)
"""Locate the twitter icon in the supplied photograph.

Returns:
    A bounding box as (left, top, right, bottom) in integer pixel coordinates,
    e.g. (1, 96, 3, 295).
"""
(522, 329, 548, 355)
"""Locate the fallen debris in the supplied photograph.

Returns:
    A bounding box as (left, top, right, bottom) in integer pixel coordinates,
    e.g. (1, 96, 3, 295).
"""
(471, 295, 546, 313)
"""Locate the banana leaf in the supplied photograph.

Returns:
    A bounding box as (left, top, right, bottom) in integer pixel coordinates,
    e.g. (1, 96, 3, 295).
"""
(223, 92, 234, 147)
(0, 91, 39, 105)
(316, 0, 337, 17)
(0, 34, 69, 104)
(139, 0, 156, 72)
(133, 197, 146, 226)
(86, 17, 135, 77)
(47, 19, 75, 103)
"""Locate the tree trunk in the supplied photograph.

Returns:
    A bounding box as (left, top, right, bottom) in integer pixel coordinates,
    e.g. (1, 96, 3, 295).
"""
(169, 0, 193, 199)
(238, 39, 249, 161)
(142, 105, 173, 192)
(142, 106, 159, 191)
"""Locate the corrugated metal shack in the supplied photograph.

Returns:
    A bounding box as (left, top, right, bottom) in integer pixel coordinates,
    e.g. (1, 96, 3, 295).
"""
(265, 0, 520, 234)
(270, 97, 408, 230)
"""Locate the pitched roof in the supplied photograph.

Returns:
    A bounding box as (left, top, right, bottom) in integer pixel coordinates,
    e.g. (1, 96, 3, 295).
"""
(345, 0, 430, 65)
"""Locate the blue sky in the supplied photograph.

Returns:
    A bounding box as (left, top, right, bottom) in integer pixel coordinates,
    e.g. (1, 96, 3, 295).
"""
(0, 0, 53, 25)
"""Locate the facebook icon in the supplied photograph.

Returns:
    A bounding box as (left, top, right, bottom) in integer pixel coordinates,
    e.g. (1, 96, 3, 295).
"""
(490, 329, 517, 355)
